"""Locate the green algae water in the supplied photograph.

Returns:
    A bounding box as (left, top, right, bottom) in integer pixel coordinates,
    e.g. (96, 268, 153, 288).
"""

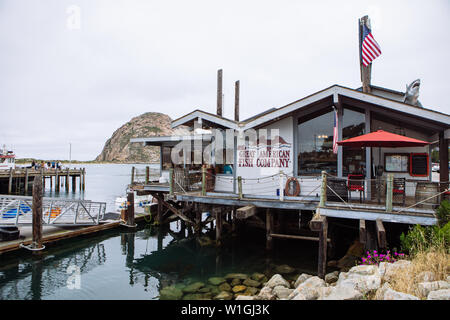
(0, 164, 319, 300)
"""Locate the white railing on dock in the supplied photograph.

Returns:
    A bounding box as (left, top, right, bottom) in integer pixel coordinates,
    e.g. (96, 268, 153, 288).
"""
(0, 194, 106, 226)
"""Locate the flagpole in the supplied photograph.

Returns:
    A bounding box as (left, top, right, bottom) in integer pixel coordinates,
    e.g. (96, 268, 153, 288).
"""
(359, 15, 372, 93)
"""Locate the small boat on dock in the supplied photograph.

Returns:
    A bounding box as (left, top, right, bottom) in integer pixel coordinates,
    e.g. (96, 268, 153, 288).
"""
(0, 145, 15, 170)
(115, 194, 154, 211)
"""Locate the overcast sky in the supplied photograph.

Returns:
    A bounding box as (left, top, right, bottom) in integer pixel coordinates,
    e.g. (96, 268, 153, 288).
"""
(0, 0, 449, 161)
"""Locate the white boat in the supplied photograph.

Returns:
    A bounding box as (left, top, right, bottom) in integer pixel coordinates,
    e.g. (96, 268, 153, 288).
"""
(0, 145, 15, 170)
(114, 194, 154, 211)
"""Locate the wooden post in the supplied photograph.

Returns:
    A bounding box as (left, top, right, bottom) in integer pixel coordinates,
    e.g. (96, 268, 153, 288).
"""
(49, 173, 53, 190)
(201, 166, 206, 196)
(8, 168, 13, 194)
(131, 166, 135, 185)
(238, 176, 243, 200)
(157, 194, 162, 224)
(217, 69, 223, 116)
(55, 169, 59, 192)
(319, 171, 327, 207)
(234, 80, 240, 122)
(79, 170, 82, 191)
(32, 173, 43, 250)
(25, 168, 29, 194)
(145, 166, 150, 184)
(386, 173, 393, 212)
(196, 208, 202, 236)
(126, 191, 135, 227)
(318, 217, 328, 279)
(82, 168, 86, 191)
(72, 175, 76, 192)
(266, 208, 273, 251)
(65, 169, 70, 192)
(215, 209, 222, 246)
(169, 168, 174, 196)
(359, 16, 372, 93)
(359, 220, 366, 244)
(376, 219, 386, 249)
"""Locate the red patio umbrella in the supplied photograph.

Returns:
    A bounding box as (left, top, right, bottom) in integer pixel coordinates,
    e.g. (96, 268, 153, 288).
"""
(337, 130, 430, 148)
(337, 130, 430, 179)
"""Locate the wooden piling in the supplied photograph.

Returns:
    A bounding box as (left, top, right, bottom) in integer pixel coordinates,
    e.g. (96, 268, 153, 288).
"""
(72, 175, 76, 192)
(65, 169, 70, 192)
(386, 173, 393, 212)
(201, 166, 206, 196)
(376, 219, 386, 249)
(24, 168, 29, 194)
(8, 168, 13, 194)
(215, 208, 222, 246)
(55, 169, 59, 192)
(319, 171, 327, 207)
(217, 69, 223, 116)
(266, 208, 273, 251)
(82, 168, 86, 191)
(131, 166, 135, 185)
(32, 173, 43, 250)
(145, 166, 150, 184)
(359, 220, 366, 244)
(318, 217, 328, 279)
(238, 176, 243, 200)
(126, 191, 135, 227)
(234, 80, 240, 121)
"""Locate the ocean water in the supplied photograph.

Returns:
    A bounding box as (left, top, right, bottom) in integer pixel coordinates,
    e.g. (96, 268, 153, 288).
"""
(0, 164, 319, 300)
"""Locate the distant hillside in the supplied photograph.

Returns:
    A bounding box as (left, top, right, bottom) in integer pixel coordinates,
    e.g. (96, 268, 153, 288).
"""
(95, 112, 188, 163)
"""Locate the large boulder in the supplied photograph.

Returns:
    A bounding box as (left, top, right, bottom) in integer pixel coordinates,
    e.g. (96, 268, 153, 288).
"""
(336, 266, 381, 295)
(417, 281, 450, 298)
(257, 286, 276, 300)
(374, 283, 391, 300)
(208, 277, 226, 286)
(232, 285, 247, 293)
(317, 286, 363, 300)
(416, 271, 436, 283)
(214, 291, 233, 300)
(266, 274, 290, 289)
(243, 278, 261, 288)
(294, 273, 313, 288)
(236, 295, 258, 300)
(272, 285, 294, 300)
(225, 273, 248, 281)
(288, 276, 326, 300)
(383, 288, 419, 300)
(325, 271, 339, 284)
(251, 273, 266, 282)
(378, 260, 412, 282)
(427, 289, 450, 300)
(219, 282, 232, 292)
(275, 264, 296, 274)
(182, 282, 205, 293)
(160, 286, 184, 300)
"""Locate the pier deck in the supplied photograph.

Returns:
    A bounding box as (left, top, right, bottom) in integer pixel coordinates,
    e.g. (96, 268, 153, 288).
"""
(0, 167, 86, 194)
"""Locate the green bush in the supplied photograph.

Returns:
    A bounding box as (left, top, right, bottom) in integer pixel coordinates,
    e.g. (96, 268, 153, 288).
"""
(400, 222, 450, 256)
(436, 200, 450, 227)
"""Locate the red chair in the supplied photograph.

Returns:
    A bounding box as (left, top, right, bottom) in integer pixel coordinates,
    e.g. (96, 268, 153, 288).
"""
(347, 174, 365, 203)
(393, 178, 406, 206)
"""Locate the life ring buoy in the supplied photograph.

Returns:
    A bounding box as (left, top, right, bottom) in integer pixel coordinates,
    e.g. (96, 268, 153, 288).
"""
(285, 177, 301, 197)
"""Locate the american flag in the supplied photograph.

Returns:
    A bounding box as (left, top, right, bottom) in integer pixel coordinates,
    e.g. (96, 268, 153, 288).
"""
(361, 24, 382, 67)
(333, 108, 338, 154)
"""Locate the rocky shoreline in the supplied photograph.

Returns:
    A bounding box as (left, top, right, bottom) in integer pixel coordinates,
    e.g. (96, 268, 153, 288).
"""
(159, 261, 450, 300)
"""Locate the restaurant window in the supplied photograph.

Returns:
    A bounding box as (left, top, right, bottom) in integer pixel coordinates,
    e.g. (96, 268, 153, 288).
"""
(298, 110, 337, 175)
(342, 108, 366, 176)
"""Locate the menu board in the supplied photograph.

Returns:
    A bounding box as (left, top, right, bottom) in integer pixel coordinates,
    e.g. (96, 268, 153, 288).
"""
(410, 153, 429, 176)
(385, 154, 408, 172)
